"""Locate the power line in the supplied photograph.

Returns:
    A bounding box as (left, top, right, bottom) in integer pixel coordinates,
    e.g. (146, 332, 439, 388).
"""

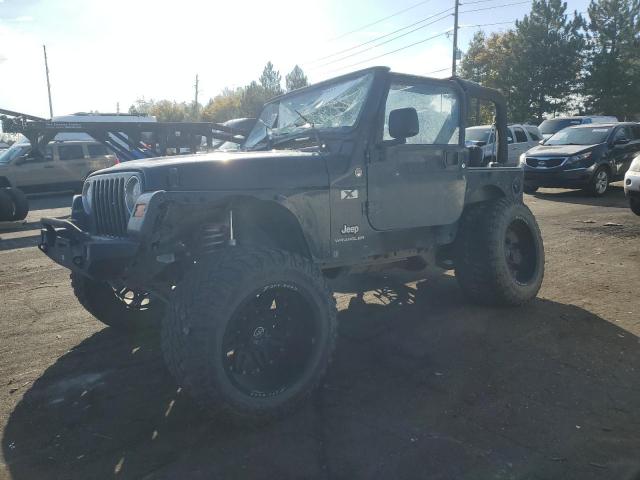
(426, 66, 451, 74)
(314, 1, 532, 77)
(324, 30, 451, 76)
(459, 0, 505, 5)
(307, 6, 454, 66)
(459, 0, 530, 14)
(328, 0, 432, 42)
(426, 19, 519, 76)
(460, 20, 515, 28)
(310, 9, 454, 71)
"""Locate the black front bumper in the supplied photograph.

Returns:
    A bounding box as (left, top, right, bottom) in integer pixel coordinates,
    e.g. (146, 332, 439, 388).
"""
(39, 217, 139, 280)
(523, 166, 594, 189)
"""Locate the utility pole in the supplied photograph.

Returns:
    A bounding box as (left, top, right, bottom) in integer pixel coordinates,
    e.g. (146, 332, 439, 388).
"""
(193, 74, 199, 119)
(43, 45, 54, 118)
(451, 0, 460, 77)
(117, 102, 120, 114)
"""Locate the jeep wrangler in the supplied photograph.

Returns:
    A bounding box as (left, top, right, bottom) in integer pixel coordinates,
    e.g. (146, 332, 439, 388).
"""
(39, 67, 545, 421)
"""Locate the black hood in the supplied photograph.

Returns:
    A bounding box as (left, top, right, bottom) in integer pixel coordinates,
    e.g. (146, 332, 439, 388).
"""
(526, 143, 602, 157)
(94, 150, 329, 191)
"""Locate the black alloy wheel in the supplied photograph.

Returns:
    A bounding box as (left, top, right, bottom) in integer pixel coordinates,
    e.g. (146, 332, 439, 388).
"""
(222, 285, 319, 397)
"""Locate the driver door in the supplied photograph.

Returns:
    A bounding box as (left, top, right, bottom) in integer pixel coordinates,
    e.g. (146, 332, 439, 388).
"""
(367, 79, 466, 230)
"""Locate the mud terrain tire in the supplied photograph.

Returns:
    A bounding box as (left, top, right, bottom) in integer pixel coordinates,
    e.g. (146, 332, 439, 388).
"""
(455, 198, 545, 306)
(162, 248, 337, 423)
(71, 272, 163, 330)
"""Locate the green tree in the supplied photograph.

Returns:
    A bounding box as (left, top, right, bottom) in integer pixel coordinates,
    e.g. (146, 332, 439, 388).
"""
(285, 65, 309, 91)
(460, 31, 489, 84)
(259, 61, 283, 97)
(460, 30, 522, 122)
(201, 88, 242, 123)
(128, 98, 190, 122)
(239, 81, 271, 118)
(583, 0, 640, 119)
(510, 0, 585, 121)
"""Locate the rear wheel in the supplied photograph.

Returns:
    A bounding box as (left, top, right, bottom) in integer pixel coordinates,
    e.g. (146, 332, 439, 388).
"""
(455, 198, 545, 306)
(587, 167, 609, 196)
(630, 197, 640, 216)
(71, 272, 163, 330)
(162, 248, 337, 422)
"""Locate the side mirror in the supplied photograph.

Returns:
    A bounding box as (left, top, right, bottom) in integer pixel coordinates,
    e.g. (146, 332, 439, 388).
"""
(388, 107, 419, 141)
(614, 137, 629, 146)
(13, 155, 28, 165)
(467, 146, 485, 167)
(538, 139, 545, 145)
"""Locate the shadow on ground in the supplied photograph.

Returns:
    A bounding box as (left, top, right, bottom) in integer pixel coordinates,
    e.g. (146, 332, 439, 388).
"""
(3, 274, 640, 480)
(532, 185, 629, 209)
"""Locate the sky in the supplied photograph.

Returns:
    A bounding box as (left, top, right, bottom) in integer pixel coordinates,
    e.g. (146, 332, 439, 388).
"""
(0, 0, 591, 119)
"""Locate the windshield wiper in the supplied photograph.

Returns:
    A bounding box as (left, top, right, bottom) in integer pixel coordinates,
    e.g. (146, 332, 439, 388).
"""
(271, 109, 325, 151)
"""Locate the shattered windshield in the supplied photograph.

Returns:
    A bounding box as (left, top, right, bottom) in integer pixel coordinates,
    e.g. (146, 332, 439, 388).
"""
(244, 72, 374, 150)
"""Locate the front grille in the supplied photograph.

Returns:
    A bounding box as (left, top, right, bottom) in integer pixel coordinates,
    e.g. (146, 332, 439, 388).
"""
(91, 175, 130, 236)
(526, 157, 566, 168)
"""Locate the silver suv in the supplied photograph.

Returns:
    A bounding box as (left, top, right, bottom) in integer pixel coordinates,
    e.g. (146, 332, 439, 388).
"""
(0, 140, 117, 193)
(465, 123, 542, 164)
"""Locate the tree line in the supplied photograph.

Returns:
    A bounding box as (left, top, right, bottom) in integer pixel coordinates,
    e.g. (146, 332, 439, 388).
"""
(460, 0, 640, 123)
(128, 63, 308, 123)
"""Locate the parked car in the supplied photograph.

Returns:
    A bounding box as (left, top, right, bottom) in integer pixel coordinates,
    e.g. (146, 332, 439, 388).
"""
(521, 122, 640, 196)
(465, 124, 542, 164)
(538, 116, 618, 141)
(624, 153, 640, 215)
(0, 140, 118, 194)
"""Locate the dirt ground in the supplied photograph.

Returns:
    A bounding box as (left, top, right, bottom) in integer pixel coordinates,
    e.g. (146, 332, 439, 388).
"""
(1, 186, 639, 480)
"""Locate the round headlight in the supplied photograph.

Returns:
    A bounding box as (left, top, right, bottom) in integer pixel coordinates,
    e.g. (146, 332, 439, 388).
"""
(124, 176, 142, 214)
(82, 181, 93, 214)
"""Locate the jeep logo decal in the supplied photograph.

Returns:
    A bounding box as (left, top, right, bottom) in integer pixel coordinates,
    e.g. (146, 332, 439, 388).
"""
(341, 224, 359, 235)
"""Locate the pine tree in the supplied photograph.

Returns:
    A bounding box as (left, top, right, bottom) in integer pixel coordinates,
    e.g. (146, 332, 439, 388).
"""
(510, 0, 585, 121)
(285, 65, 309, 92)
(259, 62, 283, 97)
(583, 0, 640, 119)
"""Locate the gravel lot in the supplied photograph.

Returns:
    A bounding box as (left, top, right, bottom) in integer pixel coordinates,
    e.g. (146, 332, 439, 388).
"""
(1, 187, 639, 480)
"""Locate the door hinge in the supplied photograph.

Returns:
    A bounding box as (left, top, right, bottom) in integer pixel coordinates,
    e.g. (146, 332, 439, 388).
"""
(363, 200, 369, 216)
